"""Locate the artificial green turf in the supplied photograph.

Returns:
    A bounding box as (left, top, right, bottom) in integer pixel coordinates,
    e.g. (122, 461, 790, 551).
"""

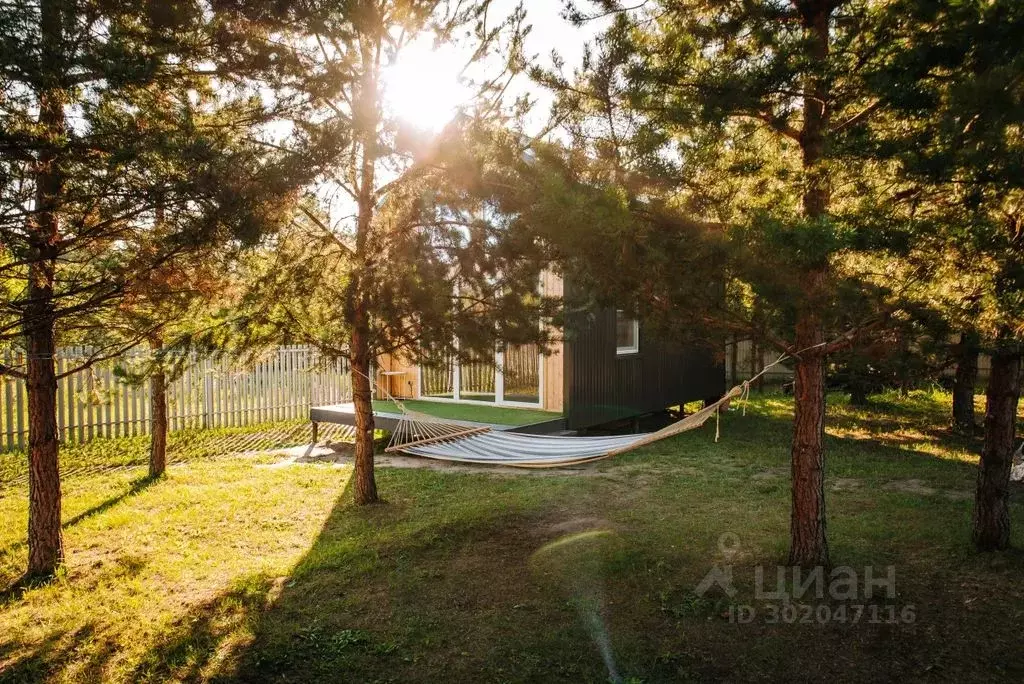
(371, 398, 561, 426)
(1, 390, 1023, 682)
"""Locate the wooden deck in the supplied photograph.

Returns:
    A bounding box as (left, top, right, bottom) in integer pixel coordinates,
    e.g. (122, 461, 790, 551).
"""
(309, 403, 566, 434)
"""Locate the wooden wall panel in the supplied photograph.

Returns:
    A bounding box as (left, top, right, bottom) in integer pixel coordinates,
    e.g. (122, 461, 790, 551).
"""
(541, 270, 564, 413)
(561, 281, 725, 431)
(376, 353, 420, 399)
(543, 348, 563, 412)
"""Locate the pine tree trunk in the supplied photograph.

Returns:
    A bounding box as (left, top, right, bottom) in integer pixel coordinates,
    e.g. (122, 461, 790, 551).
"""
(348, 38, 380, 506)
(24, 0, 65, 579)
(952, 331, 980, 432)
(149, 363, 167, 479)
(350, 322, 378, 505)
(788, 0, 832, 568)
(849, 381, 869, 407)
(25, 317, 62, 578)
(788, 302, 829, 567)
(148, 203, 168, 478)
(971, 347, 1020, 551)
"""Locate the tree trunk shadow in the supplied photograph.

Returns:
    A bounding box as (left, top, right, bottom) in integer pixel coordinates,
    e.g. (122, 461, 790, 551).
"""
(1, 473, 162, 598)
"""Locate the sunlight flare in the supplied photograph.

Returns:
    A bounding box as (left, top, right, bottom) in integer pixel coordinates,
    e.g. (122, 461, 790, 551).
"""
(383, 39, 472, 132)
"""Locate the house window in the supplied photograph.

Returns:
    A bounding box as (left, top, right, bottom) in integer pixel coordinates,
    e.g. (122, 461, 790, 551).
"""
(419, 344, 543, 406)
(616, 311, 639, 355)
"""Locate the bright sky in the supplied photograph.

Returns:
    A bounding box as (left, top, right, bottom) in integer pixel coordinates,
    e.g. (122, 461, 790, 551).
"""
(500, 0, 607, 130)
(382, 1, 608, 135)
(318, 2, 610, 226)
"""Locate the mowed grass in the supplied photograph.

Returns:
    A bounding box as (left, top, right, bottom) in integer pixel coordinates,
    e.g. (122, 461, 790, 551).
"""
(0, 390, 1023, 682)
(0, 419, 315, 485)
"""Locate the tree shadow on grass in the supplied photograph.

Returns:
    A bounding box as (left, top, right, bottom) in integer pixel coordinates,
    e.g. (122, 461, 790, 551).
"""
(62, 473, 161, 528)
(1, 474, 161, 596)
(0, 576, 260, 683)
(127, 573, 279, 683)
(120, 423, 1024, 683)
(0, 622, 119, 684)
(223, 488, 620, 683)
(726, 394, 982, 481)
(113, 470, 629, 683)
(196, 458, 1023, 683)
(4, 557, 286, 681)
(826, 390, 1020, 458)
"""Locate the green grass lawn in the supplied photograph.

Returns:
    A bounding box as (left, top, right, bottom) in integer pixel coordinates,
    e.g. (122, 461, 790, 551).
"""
(1, 390, 1023, 682)
(0, 419, 334, 487)
(371, 399, 561, 426)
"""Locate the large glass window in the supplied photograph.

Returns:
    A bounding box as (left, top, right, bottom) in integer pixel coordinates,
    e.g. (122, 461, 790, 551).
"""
(616, 310, 639, 355)
(459, 350, 496, 402)
(419, 345, 541, 406)
(502, 343, 541, 404)
(421, 352, 455, 399)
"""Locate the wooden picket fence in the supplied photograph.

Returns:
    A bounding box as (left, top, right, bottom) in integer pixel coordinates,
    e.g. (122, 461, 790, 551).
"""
(0, 346, 352, 452)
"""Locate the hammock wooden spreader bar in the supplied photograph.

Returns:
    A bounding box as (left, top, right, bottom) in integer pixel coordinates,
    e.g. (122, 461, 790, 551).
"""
(384, 426, 491, 453)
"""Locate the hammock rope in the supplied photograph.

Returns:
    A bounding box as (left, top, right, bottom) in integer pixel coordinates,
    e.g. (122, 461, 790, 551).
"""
(369, 350, 795, 468)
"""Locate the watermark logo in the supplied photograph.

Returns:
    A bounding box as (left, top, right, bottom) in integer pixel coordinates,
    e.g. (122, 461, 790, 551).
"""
(693, 531, 740, 597)
(694, 534, 915, 625)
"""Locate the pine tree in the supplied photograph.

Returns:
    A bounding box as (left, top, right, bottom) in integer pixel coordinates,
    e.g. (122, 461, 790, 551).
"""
(952, 331, 980, 432)
(870, 0, 1024, 550)
(94, 245, 239, 479)
(534, 0, 930, 566)
(0, 0, 306, 578)
(224, 1, 556, 505)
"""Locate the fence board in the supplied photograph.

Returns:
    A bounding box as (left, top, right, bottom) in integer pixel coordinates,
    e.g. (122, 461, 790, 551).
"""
(4, 351, 15, 451)
(0, 346, 352, 451)
(14, 356, 25, 451)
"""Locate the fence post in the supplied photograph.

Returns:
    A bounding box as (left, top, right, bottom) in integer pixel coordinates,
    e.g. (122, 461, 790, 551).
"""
(3, 349, 14, 451)
(203, 363, 214, 430)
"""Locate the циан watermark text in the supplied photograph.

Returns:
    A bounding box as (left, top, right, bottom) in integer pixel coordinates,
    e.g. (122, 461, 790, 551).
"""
(695, 533, 916, 625)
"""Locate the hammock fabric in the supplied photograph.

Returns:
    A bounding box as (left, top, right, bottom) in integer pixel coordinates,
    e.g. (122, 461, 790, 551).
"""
(384, 383, 748, 468)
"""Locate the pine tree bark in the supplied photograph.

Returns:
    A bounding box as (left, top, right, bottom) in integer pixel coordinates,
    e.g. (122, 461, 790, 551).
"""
(350, 331, 378, 505)
(149, 350, 168, 479)
(348, 37, 380, 506)
(25, 303, 62, 578)
(788, 0, 832, 568)
(971, 347, 1020, 551)
(24, 0, 65, 579)
(952, 331, 980, 432)
(789, 302, 829, 567)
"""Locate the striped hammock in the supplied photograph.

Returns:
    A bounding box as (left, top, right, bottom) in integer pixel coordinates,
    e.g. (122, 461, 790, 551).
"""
(384, 383, 748, 468)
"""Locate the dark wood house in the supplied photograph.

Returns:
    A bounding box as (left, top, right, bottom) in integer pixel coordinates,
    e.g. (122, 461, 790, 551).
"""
(341, 272, 725, 432)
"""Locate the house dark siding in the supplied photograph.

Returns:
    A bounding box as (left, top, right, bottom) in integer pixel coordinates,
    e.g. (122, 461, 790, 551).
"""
(562, 308, 725, 431)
